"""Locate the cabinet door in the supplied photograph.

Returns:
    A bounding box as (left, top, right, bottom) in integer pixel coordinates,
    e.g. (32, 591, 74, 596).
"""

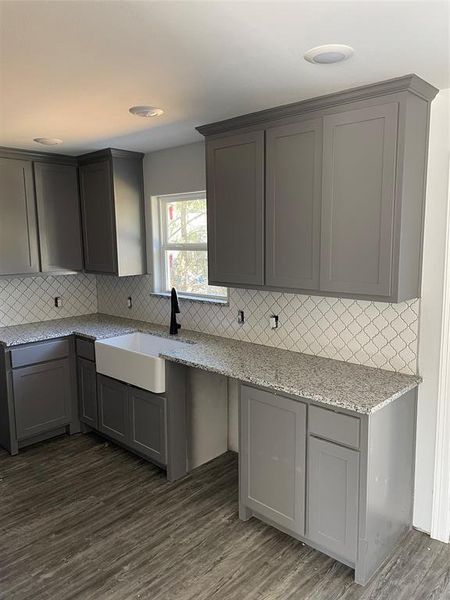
(266, 118, 322, 289)
(13, 359, 71, 440)
(240, 385, 306, 535)
(206, 131, 264, 286)
(79, 160, 117, 274)
(320, 103, 398, 297)
(128, 386, 167, 465)
(0, 158, 40, 275)
(308, 436, 359, 563)
(77, 357, 98, 428)
(34, 162, 83, 272)
(97, 374, 128, 442)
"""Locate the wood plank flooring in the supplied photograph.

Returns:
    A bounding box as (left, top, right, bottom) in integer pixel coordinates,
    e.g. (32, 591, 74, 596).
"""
(0, 433, 449, 600)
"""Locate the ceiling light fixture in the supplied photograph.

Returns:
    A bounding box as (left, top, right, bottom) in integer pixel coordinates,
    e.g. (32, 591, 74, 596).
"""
(33, 137, 63, 146)
(304, 44, 354, 64)
(129, 105, 164, 118)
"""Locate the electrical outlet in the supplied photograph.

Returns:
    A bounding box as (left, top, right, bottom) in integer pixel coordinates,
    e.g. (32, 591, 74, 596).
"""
(237, 310, 245, 324)
(127, 296, 133, 309)
(54, 297, 62, 308)
(270, 315, 279, 329)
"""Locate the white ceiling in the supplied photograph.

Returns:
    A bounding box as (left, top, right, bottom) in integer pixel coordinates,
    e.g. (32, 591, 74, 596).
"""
(0, 0, 449, 155)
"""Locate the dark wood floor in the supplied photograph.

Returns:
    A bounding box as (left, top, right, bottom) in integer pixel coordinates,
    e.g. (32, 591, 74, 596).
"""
(0, 434, 449, 600)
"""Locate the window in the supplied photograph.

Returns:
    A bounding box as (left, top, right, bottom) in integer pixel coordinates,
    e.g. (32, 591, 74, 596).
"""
(153, 192, 227, 301)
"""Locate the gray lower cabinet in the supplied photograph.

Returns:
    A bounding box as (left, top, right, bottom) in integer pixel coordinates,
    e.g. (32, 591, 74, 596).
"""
(240, 385, 306, 535)
(0, 157, 40, 275)
(265, 118, 322, 290)
(97, 374, 129, 443)
(206, 131, 264, 286)
(128, 387, 167, 465)
(12, 358, 72, 440)
(320, 103, 398, 297)
(34, 162, 83, 272)
(308, 436, 359, 563)
(77, 357, 98, 428)
(96, 374, 167, 467)
(239, 384, 417, 585)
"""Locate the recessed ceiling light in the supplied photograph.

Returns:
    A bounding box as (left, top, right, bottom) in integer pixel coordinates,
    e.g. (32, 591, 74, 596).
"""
(304, 44, 354, 64)
(33, 137, 63, 146)
(129, 105, 164, 118)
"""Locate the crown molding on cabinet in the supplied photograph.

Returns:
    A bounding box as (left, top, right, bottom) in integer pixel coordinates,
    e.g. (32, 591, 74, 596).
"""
(196, 74, 439, 137)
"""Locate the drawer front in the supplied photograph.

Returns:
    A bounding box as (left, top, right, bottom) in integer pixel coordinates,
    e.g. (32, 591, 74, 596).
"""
(309, 405, 360, 449)
(11, 339, 70, 369)
(76, 337, 95, 362)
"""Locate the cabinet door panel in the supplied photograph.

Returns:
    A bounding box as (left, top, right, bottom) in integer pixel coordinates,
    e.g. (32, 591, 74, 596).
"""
(77, 357, 98, 428)
(97, 375, 128, 442)
(240, 385, 306, 535)
(0, 158, 40, 275)
(13, 359, 71, 440)
(308, 436, 359, 563)
(266, 118, 322, 289)
(34, 162, 83, 272)
(206, 131, 264, 286)
(79, 160, 117, 273)
(320, 103, 398, 296)
(128, 386, 167, 465)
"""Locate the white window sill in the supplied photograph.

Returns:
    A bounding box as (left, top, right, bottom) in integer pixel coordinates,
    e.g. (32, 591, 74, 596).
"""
(150, 291, 229, 306)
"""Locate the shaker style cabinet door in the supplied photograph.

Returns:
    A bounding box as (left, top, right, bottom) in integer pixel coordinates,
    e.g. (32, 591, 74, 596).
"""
(79, 160, 118, 274)
(128, 386, 167, 465)
(77, 357, 98, 428)
(97, 374, 128, 443)
(240, 385, 307, 535)
(13, 359, 72, 440)
(0, 158, 40, 275)
(320, 103, 398, 297)
(308, 436, 359, 563)
(206, 131, 264, 286)
(265, 118, 322, 290)
(34, 162, 83, 272)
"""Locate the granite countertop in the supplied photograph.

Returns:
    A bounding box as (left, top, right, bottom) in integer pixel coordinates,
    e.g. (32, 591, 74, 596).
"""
(0, 313, 422, 415)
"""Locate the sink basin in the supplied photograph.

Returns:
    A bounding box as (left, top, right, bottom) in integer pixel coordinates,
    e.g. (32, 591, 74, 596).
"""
(95, 332, 191, 393)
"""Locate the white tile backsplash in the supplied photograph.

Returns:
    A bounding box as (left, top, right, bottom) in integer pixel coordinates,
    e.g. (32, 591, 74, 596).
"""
(97, 275, 419, 374)
(0, 274, 97, 327)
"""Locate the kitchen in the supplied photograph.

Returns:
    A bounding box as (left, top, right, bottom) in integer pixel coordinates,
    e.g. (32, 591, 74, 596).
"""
(0, 2, 449, 599)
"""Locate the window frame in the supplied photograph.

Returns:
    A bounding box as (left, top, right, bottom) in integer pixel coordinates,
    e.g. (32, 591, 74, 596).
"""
(154, 191, 228, 302)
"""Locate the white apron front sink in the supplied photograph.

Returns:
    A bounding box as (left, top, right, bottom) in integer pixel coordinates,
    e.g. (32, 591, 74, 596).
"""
(95, 332, 191, 393)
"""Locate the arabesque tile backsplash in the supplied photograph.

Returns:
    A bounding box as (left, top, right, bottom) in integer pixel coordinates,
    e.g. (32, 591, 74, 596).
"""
(96, 275, 419, 375)
(0, 274, 97, 327)
(0, 273, 419, 374)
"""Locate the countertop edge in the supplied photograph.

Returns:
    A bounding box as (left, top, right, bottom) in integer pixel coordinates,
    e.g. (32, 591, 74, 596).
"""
(160, 352, 421, 415)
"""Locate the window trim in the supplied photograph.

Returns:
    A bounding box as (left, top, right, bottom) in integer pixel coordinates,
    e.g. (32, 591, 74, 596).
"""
(152, 191, 228, 302)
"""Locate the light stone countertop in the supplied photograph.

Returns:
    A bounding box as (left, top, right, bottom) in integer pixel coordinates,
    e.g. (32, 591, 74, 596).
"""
(0, 313, 421, 414)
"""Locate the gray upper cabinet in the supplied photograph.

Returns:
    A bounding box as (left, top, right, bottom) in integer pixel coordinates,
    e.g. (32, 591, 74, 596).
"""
(198, 75, 438, 302)
(320, 103, 398, 297)
(0, 157, 40, 275)
(79, 149, 146, 276)
(266, 118, 322, 289)
(79, 159, 117, 273)
(240, 385, 306, 535)
(34, 162, 83, 272)
(206, 131, 264, 286)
